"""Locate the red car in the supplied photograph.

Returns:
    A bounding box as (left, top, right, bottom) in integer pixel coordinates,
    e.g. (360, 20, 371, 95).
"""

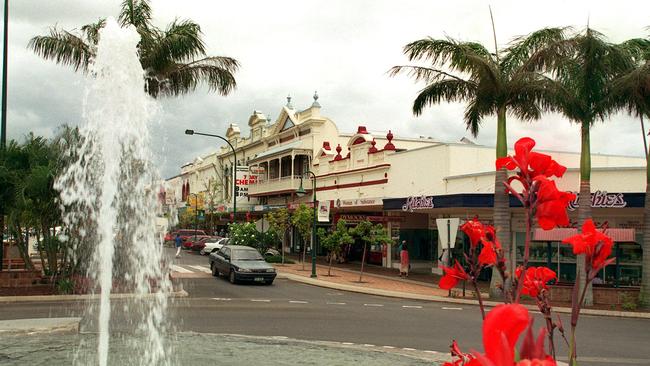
(182, 234, 210, 249)
(190, 236, 221, 252)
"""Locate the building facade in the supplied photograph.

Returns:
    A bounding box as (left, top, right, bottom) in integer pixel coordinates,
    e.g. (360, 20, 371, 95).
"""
(167, 95, 647, 287)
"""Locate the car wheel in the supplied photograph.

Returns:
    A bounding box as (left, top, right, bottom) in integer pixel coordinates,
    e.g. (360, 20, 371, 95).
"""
(211, 263, 218, 277)
(229, 270, 237, 284)
(264, 279, 274, 286)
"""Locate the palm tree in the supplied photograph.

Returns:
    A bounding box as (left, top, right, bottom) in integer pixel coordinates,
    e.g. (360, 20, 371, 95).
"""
(528, 28, 647, 305)
(390, 28, 566, 297)
(28, 0, 238, 98)
(609, 57, 650, 308)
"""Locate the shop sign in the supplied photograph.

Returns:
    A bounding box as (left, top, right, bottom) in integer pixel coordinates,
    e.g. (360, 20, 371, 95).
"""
(338, 214, 402, 223)
(318, 200, 331, 222)
(402, 195, 434, 212)
(567, 191, 627, 211)
(288, 202, 315, 210)
(335, 197, 382, 207)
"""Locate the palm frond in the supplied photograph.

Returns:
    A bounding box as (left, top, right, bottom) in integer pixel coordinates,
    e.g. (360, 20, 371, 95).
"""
(607, 61, 650, 118)
(118, 0, 152, 29)
(143, 19, 206, 71)
(618, 38, 650, 63)
(402, 37, 495, 77)
(150, 56, 239, 97)
(501, 27, 569, 74)
(28, 27, 94, 72)
(463, 97, 494, 137)
(80, 18, 106, 45)
(388, 65, 466, 83)
(412, 79, 477, 116)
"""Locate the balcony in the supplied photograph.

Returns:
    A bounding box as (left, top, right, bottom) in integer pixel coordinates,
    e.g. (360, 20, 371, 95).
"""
(249, 175, 306, 196)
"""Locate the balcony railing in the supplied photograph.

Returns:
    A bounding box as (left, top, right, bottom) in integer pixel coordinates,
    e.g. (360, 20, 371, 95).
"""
(249, 175, 304, 195)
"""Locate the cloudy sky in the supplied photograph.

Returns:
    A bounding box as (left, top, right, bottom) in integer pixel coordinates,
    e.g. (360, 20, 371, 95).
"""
(5, 0, 650, 178)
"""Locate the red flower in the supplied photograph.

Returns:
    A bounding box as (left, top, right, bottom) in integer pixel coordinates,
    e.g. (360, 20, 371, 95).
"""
(461, 219, 486, 248)
(440, 260, 470, 290)
(534, 177, 575, 230)
(472, 304, 557, 366)
(496, 137, 566, 179)
(562, 219, 614, 273)
(518, 267, 557, 298)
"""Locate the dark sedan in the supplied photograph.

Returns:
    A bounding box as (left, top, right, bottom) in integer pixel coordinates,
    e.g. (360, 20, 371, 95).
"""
(209, 245, 277, 285)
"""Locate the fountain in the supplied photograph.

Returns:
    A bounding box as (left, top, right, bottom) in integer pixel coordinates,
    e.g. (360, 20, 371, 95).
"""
(54, 18, 171, 366)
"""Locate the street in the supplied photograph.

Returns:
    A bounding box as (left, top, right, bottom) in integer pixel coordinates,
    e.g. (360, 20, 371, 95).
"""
(1, 248, 649, 365)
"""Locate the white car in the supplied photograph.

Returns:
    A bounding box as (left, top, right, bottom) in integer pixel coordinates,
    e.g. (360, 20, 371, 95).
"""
(200, 238, 229, 255)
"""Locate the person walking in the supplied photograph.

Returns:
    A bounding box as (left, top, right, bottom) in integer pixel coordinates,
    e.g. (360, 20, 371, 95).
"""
(174, 234, 183, 258)
(399, 240, 409, 277)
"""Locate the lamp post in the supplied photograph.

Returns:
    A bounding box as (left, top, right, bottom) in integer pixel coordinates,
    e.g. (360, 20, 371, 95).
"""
(296, 171, 317, 278)
(185, 129, 236, 223)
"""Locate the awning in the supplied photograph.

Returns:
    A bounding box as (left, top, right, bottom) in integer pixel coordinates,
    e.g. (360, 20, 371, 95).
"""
(533, 228, 636, 242)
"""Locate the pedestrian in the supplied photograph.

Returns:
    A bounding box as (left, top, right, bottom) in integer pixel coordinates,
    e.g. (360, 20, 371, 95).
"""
(399, 240, 409, 277)
(175, 234, 183, 258)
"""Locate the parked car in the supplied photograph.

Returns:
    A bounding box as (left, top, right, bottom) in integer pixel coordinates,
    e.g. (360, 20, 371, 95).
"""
(209, 245, 276, 285)
(191, 236, 221, 252)
(183, 235, 211, 249)
(177, 229, 207, 242)
(200, 238, 229, 255)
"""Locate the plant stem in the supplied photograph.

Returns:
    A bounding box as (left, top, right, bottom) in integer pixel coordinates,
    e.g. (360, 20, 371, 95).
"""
(472, 279, 486, 319)
(514, 206, 532, 303)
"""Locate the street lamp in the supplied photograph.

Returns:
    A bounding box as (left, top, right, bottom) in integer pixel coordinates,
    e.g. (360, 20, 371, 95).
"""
(185, 129, 237, 223)
(296, 171, 317, 278)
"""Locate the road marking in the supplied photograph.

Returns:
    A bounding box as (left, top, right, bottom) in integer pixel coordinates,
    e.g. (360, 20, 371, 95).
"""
(402, 347, 416, 351)
(211, 298, 231, 301)
(402, 305, 422, 309)
(363, 303, 384, 307)
(170, 265, 192, 273)
(251, 299, 271, 302)
(188, 265, 211, 273)
(424, 350, 438, 354)
(363, 344, 375, 347)
(327, 292, 344, 296)
(382, 346, 395, 349)
(289, 300, 308, 304)
(341, 342, 354, 345)
(442, 307, 463, 310)
(326, 302, 346, 305)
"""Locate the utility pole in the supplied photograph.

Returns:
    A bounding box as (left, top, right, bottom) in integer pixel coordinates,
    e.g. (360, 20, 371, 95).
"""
(0, 0, 8, 272)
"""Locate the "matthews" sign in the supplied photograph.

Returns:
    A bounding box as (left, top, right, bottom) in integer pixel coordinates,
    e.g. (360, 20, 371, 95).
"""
(402, 195, 434, 212)
(567, 190, 627, 211)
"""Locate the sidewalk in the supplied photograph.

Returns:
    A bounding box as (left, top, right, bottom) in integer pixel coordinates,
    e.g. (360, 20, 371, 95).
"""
(274, 261, 650, 319)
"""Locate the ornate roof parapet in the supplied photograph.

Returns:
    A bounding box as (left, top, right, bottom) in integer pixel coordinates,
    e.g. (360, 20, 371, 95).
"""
(383, 130, 396, 150)
(368, 139, 378, 153)
(333, 144, 343, 161)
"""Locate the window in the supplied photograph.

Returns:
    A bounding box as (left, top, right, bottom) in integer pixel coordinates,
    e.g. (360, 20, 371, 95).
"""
(299, 128, 311, 136)
(280, 116, 294, 131)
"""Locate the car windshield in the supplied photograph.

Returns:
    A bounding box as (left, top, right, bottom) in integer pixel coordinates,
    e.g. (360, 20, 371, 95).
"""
(232, 249, 263, 261)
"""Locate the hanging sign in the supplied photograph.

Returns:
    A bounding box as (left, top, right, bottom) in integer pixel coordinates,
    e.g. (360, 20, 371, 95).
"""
(318, 200, 331, 222)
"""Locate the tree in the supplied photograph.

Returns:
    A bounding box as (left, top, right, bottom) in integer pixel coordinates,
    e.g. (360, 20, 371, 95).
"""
(227, 222, 259, 248)
(29, 0, 239, 98)
(528, 28, 648, 305)
(318, 220, 354, 276)
(609, 56, 650, 307)
(350, 220, 391, 282)
(291, 204, 313, 271)
(390, 28, 565, 296)
(265, 208, 291, 265)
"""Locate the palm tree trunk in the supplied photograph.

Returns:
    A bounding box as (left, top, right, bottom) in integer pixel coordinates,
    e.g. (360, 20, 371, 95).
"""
(492, 106, 511, 298)
(577, 122, 593, 306)
(641, 115, 650, 309)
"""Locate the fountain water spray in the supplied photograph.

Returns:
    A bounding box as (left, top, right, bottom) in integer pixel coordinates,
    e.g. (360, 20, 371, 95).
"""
(55, 19, 172, 366)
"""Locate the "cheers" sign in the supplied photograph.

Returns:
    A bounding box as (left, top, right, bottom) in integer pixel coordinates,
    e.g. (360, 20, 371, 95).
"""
(567, 191, 627, 211)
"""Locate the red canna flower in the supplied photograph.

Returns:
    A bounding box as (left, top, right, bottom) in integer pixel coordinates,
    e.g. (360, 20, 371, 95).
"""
(562, 219, 614, 273)
(533, 177, 575, 230)
(496, 137, 566, 179)
(517, 267, 557, 298)
(470, 304, 557, 366)
(461, 219, 486, 248)
(440, 260, 470, 290)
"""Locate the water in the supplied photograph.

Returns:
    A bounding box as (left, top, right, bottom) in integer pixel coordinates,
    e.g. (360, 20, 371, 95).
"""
(0, 333, 441, 366)
(55, 18, 171, 366)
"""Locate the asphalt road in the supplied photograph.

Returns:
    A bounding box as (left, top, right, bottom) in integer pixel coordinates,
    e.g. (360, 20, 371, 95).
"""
(1, 248, 649, 365)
